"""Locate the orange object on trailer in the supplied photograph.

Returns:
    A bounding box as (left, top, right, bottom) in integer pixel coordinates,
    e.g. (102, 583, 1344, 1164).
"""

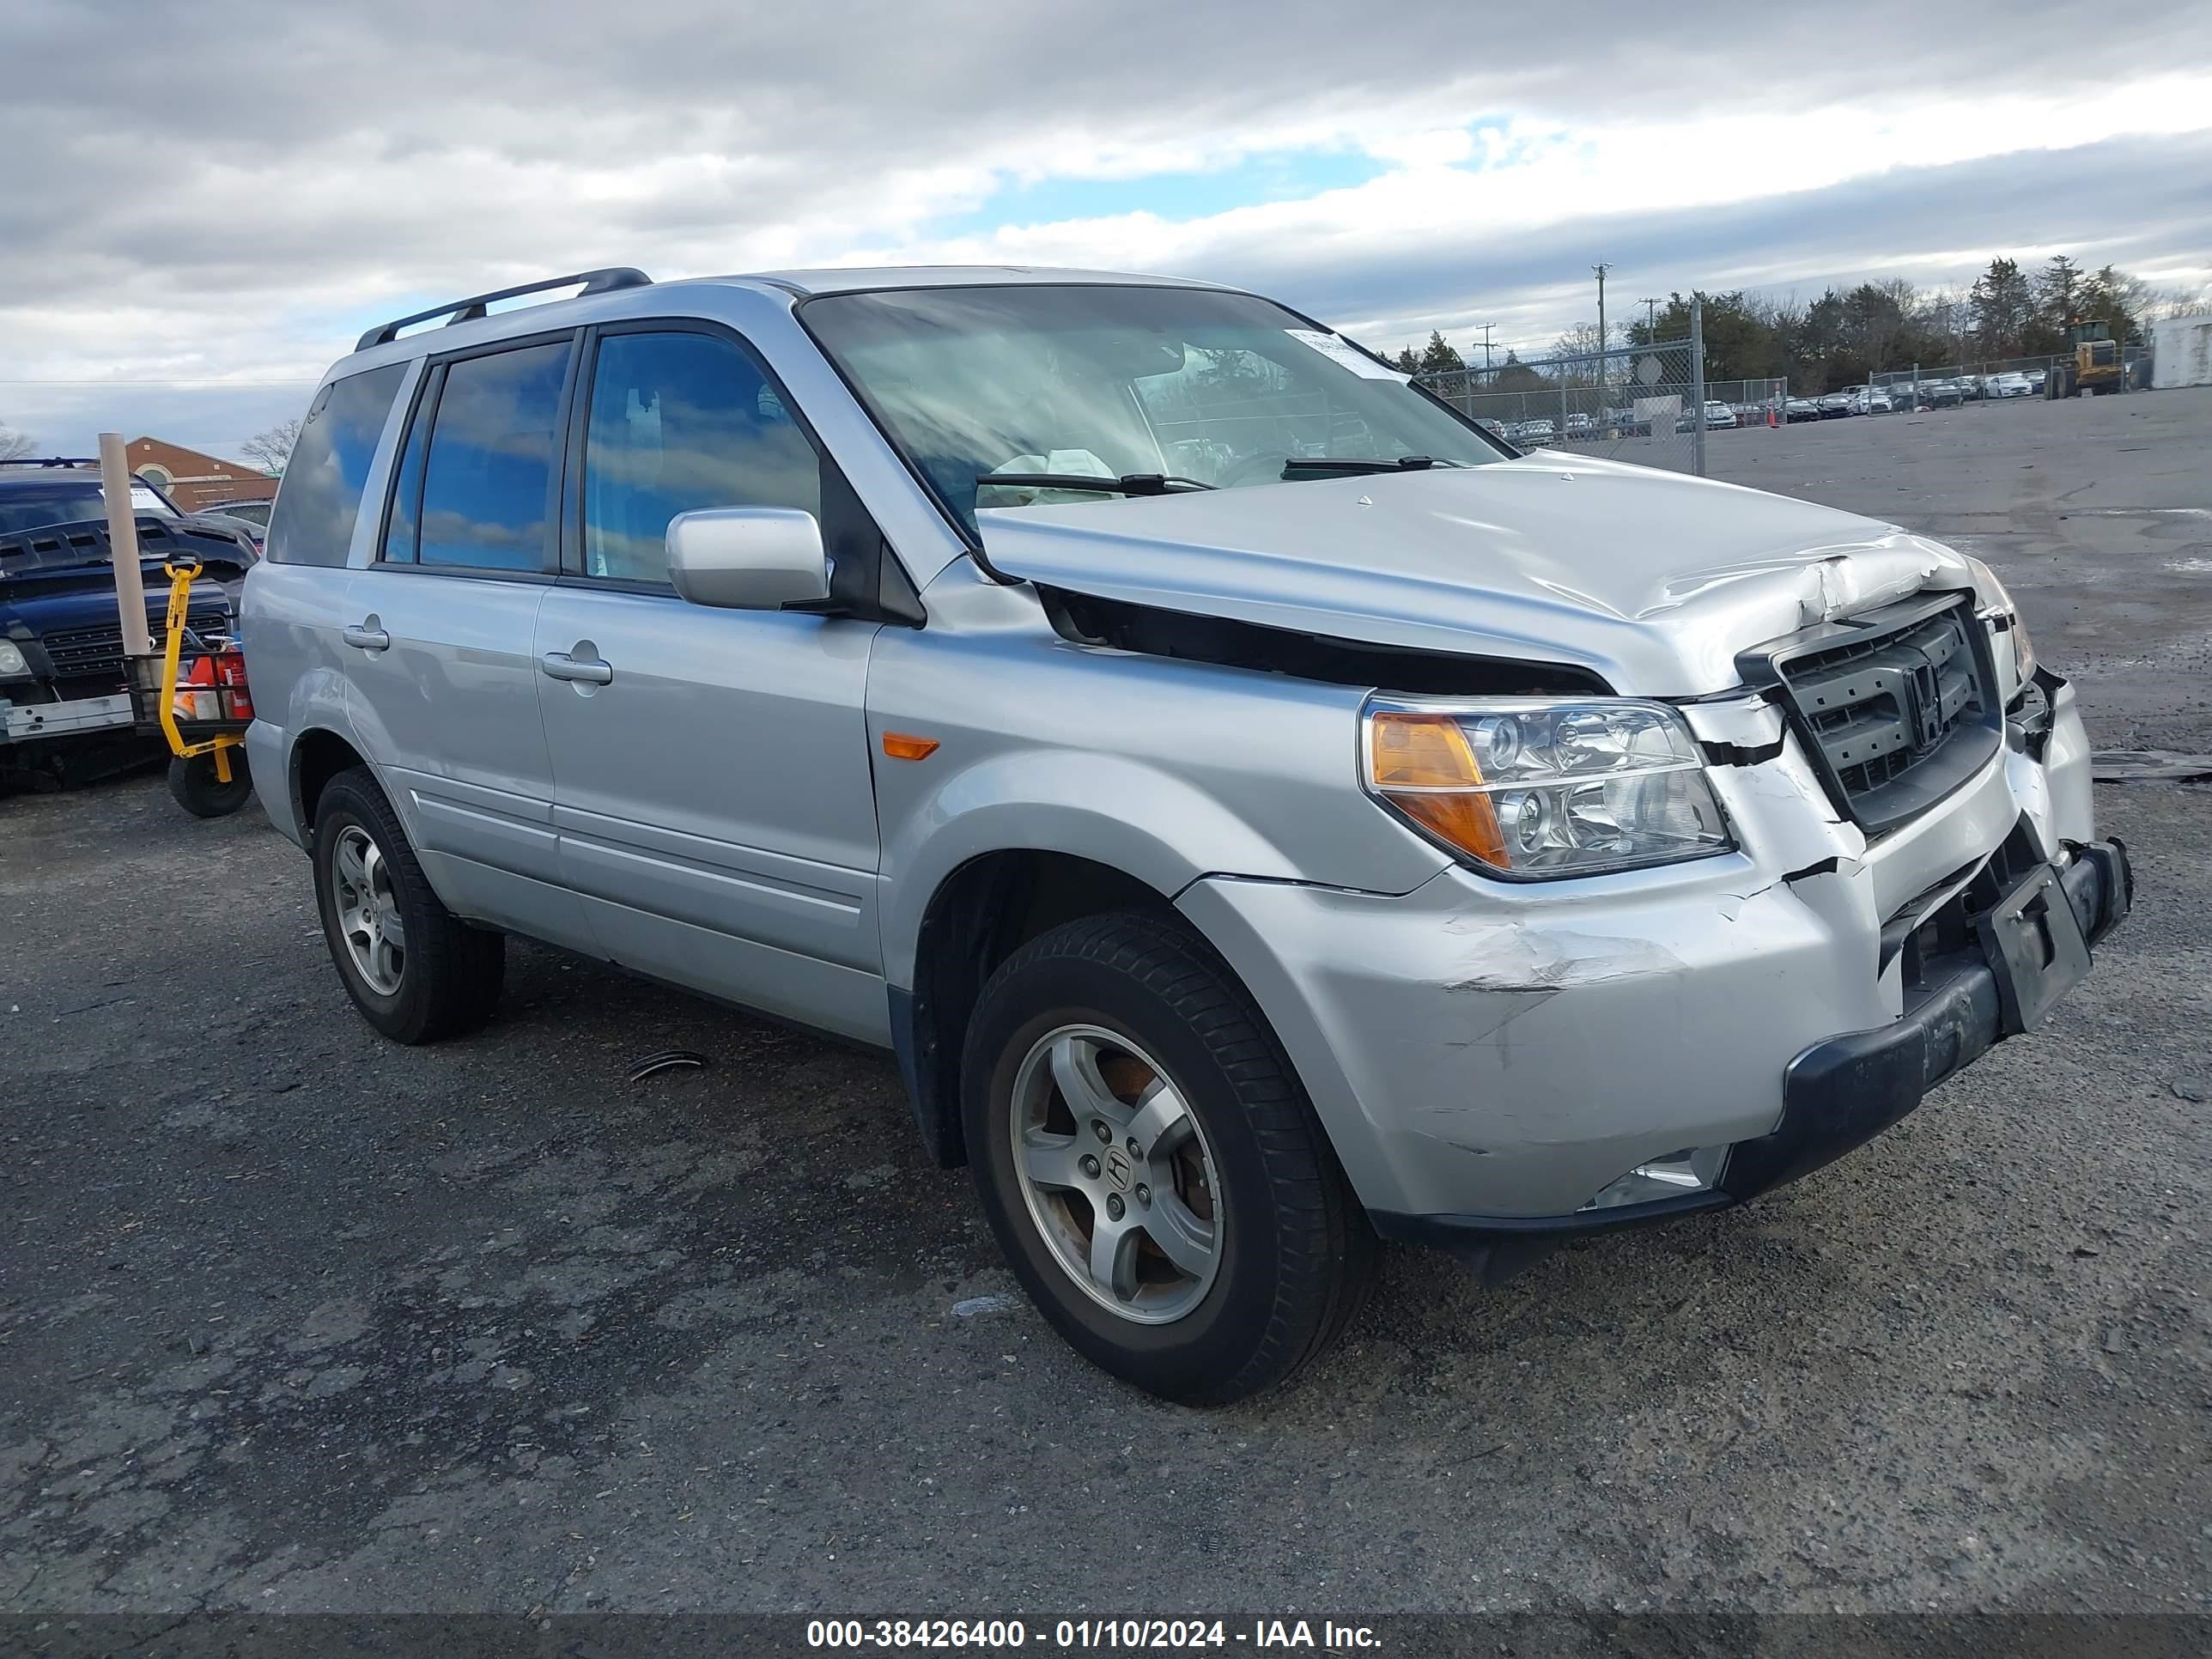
(171, 646, 255, 725)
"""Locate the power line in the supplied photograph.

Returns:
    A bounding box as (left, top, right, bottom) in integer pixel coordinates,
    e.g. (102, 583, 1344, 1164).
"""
(0, 379, 318, 387)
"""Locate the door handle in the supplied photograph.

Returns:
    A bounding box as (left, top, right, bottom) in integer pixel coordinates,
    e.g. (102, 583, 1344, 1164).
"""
(340, 620, 390, 651)
(541, 651, 613, 685)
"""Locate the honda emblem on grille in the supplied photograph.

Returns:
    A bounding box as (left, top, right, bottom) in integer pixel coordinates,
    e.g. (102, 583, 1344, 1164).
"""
(1903, 650, 1946, 750)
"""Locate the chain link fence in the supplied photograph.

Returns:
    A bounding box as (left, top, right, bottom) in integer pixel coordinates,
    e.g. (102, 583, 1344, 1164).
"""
(1414, 320, 1785, 476)
(1417, 339, 1695, 473)
(1869, 347, 2150, 406)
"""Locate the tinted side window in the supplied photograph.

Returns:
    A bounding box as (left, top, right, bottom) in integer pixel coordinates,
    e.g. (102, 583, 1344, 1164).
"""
(580, 331, 820, 583)
(264, 362, 406, 567)
(417, 342, 570, 572)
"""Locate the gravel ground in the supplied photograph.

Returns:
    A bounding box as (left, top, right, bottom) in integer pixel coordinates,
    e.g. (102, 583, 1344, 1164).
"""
(3, 389, 2208, 1620)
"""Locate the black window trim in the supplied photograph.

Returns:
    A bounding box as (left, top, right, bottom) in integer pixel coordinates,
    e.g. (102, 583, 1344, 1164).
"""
(365, 327, 581, 585)
(553, 315, 916, 623)
(374, 359, 441, 568)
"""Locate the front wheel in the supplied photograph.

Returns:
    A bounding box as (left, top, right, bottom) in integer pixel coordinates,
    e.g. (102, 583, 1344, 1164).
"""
(166, 750, 252, 817)
(963, 913, 1375, 1404)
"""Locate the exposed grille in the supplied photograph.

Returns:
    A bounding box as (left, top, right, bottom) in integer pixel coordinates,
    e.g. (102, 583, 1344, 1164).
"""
(1753, 593, 2001, 834)
(40, 611, 228, 685)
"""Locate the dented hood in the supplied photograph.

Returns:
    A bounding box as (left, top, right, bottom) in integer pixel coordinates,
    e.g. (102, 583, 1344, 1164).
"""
(977, 453, 1977, 696)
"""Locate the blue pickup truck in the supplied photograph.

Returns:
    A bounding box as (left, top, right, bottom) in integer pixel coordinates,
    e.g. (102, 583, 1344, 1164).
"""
(0, 461, 256, 790)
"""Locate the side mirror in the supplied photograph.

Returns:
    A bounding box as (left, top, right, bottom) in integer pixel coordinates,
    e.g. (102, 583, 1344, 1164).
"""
(665, 508, 830, 611)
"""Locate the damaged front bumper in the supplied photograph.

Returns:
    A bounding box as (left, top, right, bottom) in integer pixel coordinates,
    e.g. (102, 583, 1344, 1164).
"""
(1175, 671, 2125, 1278)
(1371, 833, 2130, 1282)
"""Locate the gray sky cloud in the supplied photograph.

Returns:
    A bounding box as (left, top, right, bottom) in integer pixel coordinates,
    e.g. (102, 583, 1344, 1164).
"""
(3, 0, 2208, 455)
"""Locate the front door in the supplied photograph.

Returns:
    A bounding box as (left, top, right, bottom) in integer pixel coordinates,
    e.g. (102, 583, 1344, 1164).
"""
(532, 325, 885, 1041)
(342, 334, 593, 953)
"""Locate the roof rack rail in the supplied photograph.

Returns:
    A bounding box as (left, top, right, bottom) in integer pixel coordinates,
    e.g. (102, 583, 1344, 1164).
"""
(1, 456, 103, 469)
(356, 267, 653, 352)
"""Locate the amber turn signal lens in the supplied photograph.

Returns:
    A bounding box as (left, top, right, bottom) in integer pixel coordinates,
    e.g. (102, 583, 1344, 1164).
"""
(1366, 712, 1510, 868)
(882, 732, 940, 761)
(1370, 711, 1480, 787)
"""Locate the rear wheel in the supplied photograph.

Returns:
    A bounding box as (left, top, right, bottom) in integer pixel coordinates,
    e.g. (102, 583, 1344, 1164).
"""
(312, 766, 503, 1043)
(963, 913, 1375, 1404)
(166, 750, 252, 817)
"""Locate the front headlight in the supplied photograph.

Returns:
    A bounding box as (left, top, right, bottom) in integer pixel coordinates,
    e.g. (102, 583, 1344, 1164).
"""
(1965, 556, 2036, 684)
(1363, 696, 1735, 879)
(0, 640, 28, 678)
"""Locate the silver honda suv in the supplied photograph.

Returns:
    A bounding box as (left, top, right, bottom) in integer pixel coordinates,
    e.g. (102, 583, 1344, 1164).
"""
(243, 264, 2130, 1403)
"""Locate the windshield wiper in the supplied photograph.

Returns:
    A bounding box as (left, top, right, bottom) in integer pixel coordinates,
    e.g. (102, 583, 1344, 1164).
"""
(1280, 454, 1459, 477)
(975, 472, 1216, 497)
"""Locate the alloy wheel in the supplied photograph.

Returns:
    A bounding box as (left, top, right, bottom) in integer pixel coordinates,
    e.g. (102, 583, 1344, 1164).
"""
(331, 823, 405, 996)
(1007, 1024, 1223, 1325)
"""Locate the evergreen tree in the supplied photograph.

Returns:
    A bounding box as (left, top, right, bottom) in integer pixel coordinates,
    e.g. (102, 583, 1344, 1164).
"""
(1417, 330, 1465, 374)
(2039, 254, 2083, 334)
(1970, 258, 2034, 356)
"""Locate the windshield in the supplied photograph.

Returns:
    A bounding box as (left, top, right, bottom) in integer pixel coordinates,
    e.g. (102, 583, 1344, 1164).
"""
(803, 284, 1508, 535)
(0, 480, 178, 538)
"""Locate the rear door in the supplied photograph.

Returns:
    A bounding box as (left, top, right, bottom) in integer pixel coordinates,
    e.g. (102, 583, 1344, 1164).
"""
(532, 323, 886, 1042)
(342, 334, 593, 951)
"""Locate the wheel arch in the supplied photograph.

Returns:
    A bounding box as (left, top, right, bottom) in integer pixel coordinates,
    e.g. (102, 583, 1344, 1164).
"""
(289, 726, 372, 848)
(893, 847, 1189, 1168)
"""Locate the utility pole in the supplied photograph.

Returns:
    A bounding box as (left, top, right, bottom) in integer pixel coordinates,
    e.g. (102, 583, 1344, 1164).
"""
(1478, 324, 1496, 372)
(1592, 262, 1612, 415)
(1689, 295, 1708, 477)
(1640, 297, 1661, 336)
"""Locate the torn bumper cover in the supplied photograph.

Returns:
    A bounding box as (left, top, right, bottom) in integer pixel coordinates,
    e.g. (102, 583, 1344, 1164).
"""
(1371, 837, 2132, 1279)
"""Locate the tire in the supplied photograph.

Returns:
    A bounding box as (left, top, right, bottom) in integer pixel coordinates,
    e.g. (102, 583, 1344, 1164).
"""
(167, 750, 252, 817)
(962, 912, 1375, 1405)
(311, 765, 504, 1043)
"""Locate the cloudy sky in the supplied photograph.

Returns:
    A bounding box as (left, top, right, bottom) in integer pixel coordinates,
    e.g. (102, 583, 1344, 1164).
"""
(4, 0, 2209, 460)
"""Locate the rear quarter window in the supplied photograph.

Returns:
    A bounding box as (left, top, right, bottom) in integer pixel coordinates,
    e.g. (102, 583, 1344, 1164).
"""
(264, 362, 407, 567)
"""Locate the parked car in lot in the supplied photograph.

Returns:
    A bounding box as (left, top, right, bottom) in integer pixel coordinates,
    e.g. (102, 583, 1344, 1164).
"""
(1564, 412, 1594, 440)
(1674, 401, 1738, 433)
(1923, 379, 1964, 408)
(1847, 386, 1893, 415)
(198, 496, 276, 552)
(244, 264, 2130, 1403)
(1516, 417, 1558, 445)
(2024, 368, 2048, 393)
(0, 460, 253, 785)
(1784, 398, 1821, 423)
(1987, 373, 2033, 398)
(1816, 394, 1854, 418)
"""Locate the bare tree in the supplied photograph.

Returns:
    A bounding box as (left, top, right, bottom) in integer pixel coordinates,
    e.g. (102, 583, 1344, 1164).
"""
(240, 416, 302, 475)
(2148, 285, 2212, 322)
(0, 421, 33, 462)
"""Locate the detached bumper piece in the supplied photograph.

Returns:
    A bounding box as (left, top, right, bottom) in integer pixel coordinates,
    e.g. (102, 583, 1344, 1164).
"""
(1726, 833, 2129, 1201)
(1376, 832, 2132, 1285)
(3, 691, 138, 746)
